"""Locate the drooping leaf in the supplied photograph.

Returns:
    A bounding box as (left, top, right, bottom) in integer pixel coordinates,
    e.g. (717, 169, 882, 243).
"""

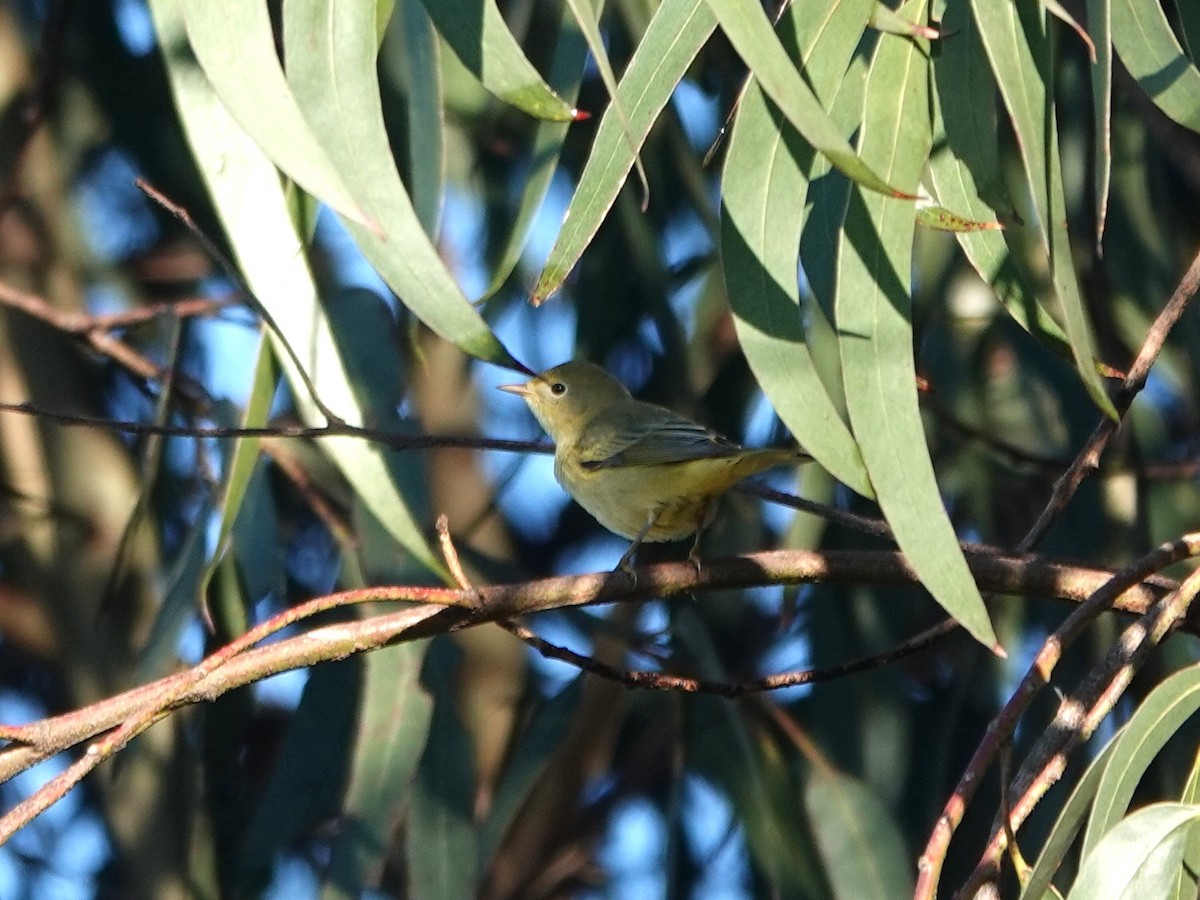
(328, 643, 433, 895)
(282, 0, 525, 369)
(564, 0, 649, 206)
(928, 0, 1070, 349)
(806, 769, 914, 900)
(417, 0, 578, 120)
(720, 0, 873, 497)
(1087, 0, 1112, 247)
(1070, 803, 1200, 900)
(482, 0, 603, 298)
(532, 0, 717, 302)
(198, 334, 277, 632)
(836, 0, 997, 647)
(971, 0, 1116, 416)
(705, 0, 911, 199)
(1083, 665, 1200, 858)
(869, 1, 940, 39)
(1111, 0, 1200, 132)
(178, 0, 372, 228)
(384, 0, 444, 237)
(1020, 741, 1120, 900)
(151, 0, 448, 577)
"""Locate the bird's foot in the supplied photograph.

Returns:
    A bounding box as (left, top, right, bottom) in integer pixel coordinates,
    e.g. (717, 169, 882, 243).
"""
(615, 546, 639, 586)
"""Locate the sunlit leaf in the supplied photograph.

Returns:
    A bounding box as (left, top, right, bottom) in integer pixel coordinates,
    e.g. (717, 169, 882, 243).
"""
(1111, 0, 1200, 132)
(151, 0, 448, 577)
(721, 0, 873, 497)
(705, 0, 911, 199)
(1083, 665, 1200, 858)
(178, 0, 372, 228)
(972, 0, 1116, 416)
(1021, 742, 1120, 900)
(1070, 803, 1200, 900)
(564, 0, 649, 205)
(482, 0, 603, 298)
(282, 0, 525, 370)
(915, 203, 1004, 232)
(836, 0, 997, 647)
(385, 0, 444, 237)
(533, 0, 717, 302)
(869, 1, 939, 39)
(417, 0, 578, 120)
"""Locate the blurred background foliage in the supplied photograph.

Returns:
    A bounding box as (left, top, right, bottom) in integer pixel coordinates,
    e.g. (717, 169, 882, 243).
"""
(0, 0, 1197, 897)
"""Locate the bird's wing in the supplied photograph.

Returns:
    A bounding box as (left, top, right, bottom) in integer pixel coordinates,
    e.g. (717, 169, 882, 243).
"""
(578, 407, 740, 470)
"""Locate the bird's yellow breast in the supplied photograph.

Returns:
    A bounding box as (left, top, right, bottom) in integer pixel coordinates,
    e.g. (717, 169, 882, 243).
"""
(553, 451, 776, 542)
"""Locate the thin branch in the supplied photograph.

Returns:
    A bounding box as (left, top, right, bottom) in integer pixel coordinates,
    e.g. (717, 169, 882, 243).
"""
(135, 177, 346, 426)
(914, 239, 1200, 899)
(0, 547, 1170, 812)
(1018, 240, 1200, 552)
(914, 533, 1200, 899)
(954, 562, 1200, 899)
(0, 397, 546, 454)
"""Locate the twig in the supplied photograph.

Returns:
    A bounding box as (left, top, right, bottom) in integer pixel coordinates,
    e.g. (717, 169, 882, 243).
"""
(135, 178, 347, 427)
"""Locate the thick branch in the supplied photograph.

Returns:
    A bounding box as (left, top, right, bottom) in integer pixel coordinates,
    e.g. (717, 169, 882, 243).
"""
(0, 547, 1169, 784)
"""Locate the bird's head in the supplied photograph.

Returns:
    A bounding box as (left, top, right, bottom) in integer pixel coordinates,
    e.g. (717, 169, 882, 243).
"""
(498, 360, 631, 444)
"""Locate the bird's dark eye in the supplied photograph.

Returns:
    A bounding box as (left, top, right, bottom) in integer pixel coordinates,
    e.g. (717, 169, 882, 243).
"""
(550, 382, 567, 396)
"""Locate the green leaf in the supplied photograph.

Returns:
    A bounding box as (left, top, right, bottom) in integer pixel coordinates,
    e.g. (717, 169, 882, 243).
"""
(1070, 803, 1200, 900)
(137, 499, 211, 679)
(282, 0, 524, 368)
(532, 0, 717, 302)
(836, 1, 996, 648)
(178, 0, 372, 228)
(328, 643, 433, 895)
(564, 0, 649, 204)
(198, 336, 278, 631)
(478, 678, 584, 864)
(705, 0, 910, 199)
(1083, 665, 1200, 858)
(806, 770, 914, 899)
(384, 0, 444, 237)
(720, 0, 873, 497)
(1086, 0, 1112, 247)
(970, 0, 1116, 416)
(482, 0, 602, 298)
(928, 0, 1070, 349)
(1111, 0, 1200, 132)
(237, 661, 360, 895)
(417, 0, 577, 120)
(151, 0, 448, 577)
(679, 613, 831, 897)
(1173, 0, 1200, 60)
(869, 1, 940, 39)
(1020, 741, 1119, 900)
(407, 644, 479, 899)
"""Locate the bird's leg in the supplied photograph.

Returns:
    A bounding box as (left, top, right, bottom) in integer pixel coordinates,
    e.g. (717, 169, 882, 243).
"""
(686, 500, 718, 575)
(615, 509, 663, 581)
(687, 530, 704, 575)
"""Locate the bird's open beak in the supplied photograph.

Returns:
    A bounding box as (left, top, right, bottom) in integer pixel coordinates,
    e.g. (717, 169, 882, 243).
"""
(497, 381, 531, 396)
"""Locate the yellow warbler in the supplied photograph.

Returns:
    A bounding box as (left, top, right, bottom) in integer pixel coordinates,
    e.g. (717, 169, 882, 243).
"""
(499, 361, 805, 571)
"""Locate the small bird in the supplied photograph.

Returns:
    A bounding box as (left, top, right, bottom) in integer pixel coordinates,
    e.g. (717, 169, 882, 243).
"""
(499, 361, 804, 572)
